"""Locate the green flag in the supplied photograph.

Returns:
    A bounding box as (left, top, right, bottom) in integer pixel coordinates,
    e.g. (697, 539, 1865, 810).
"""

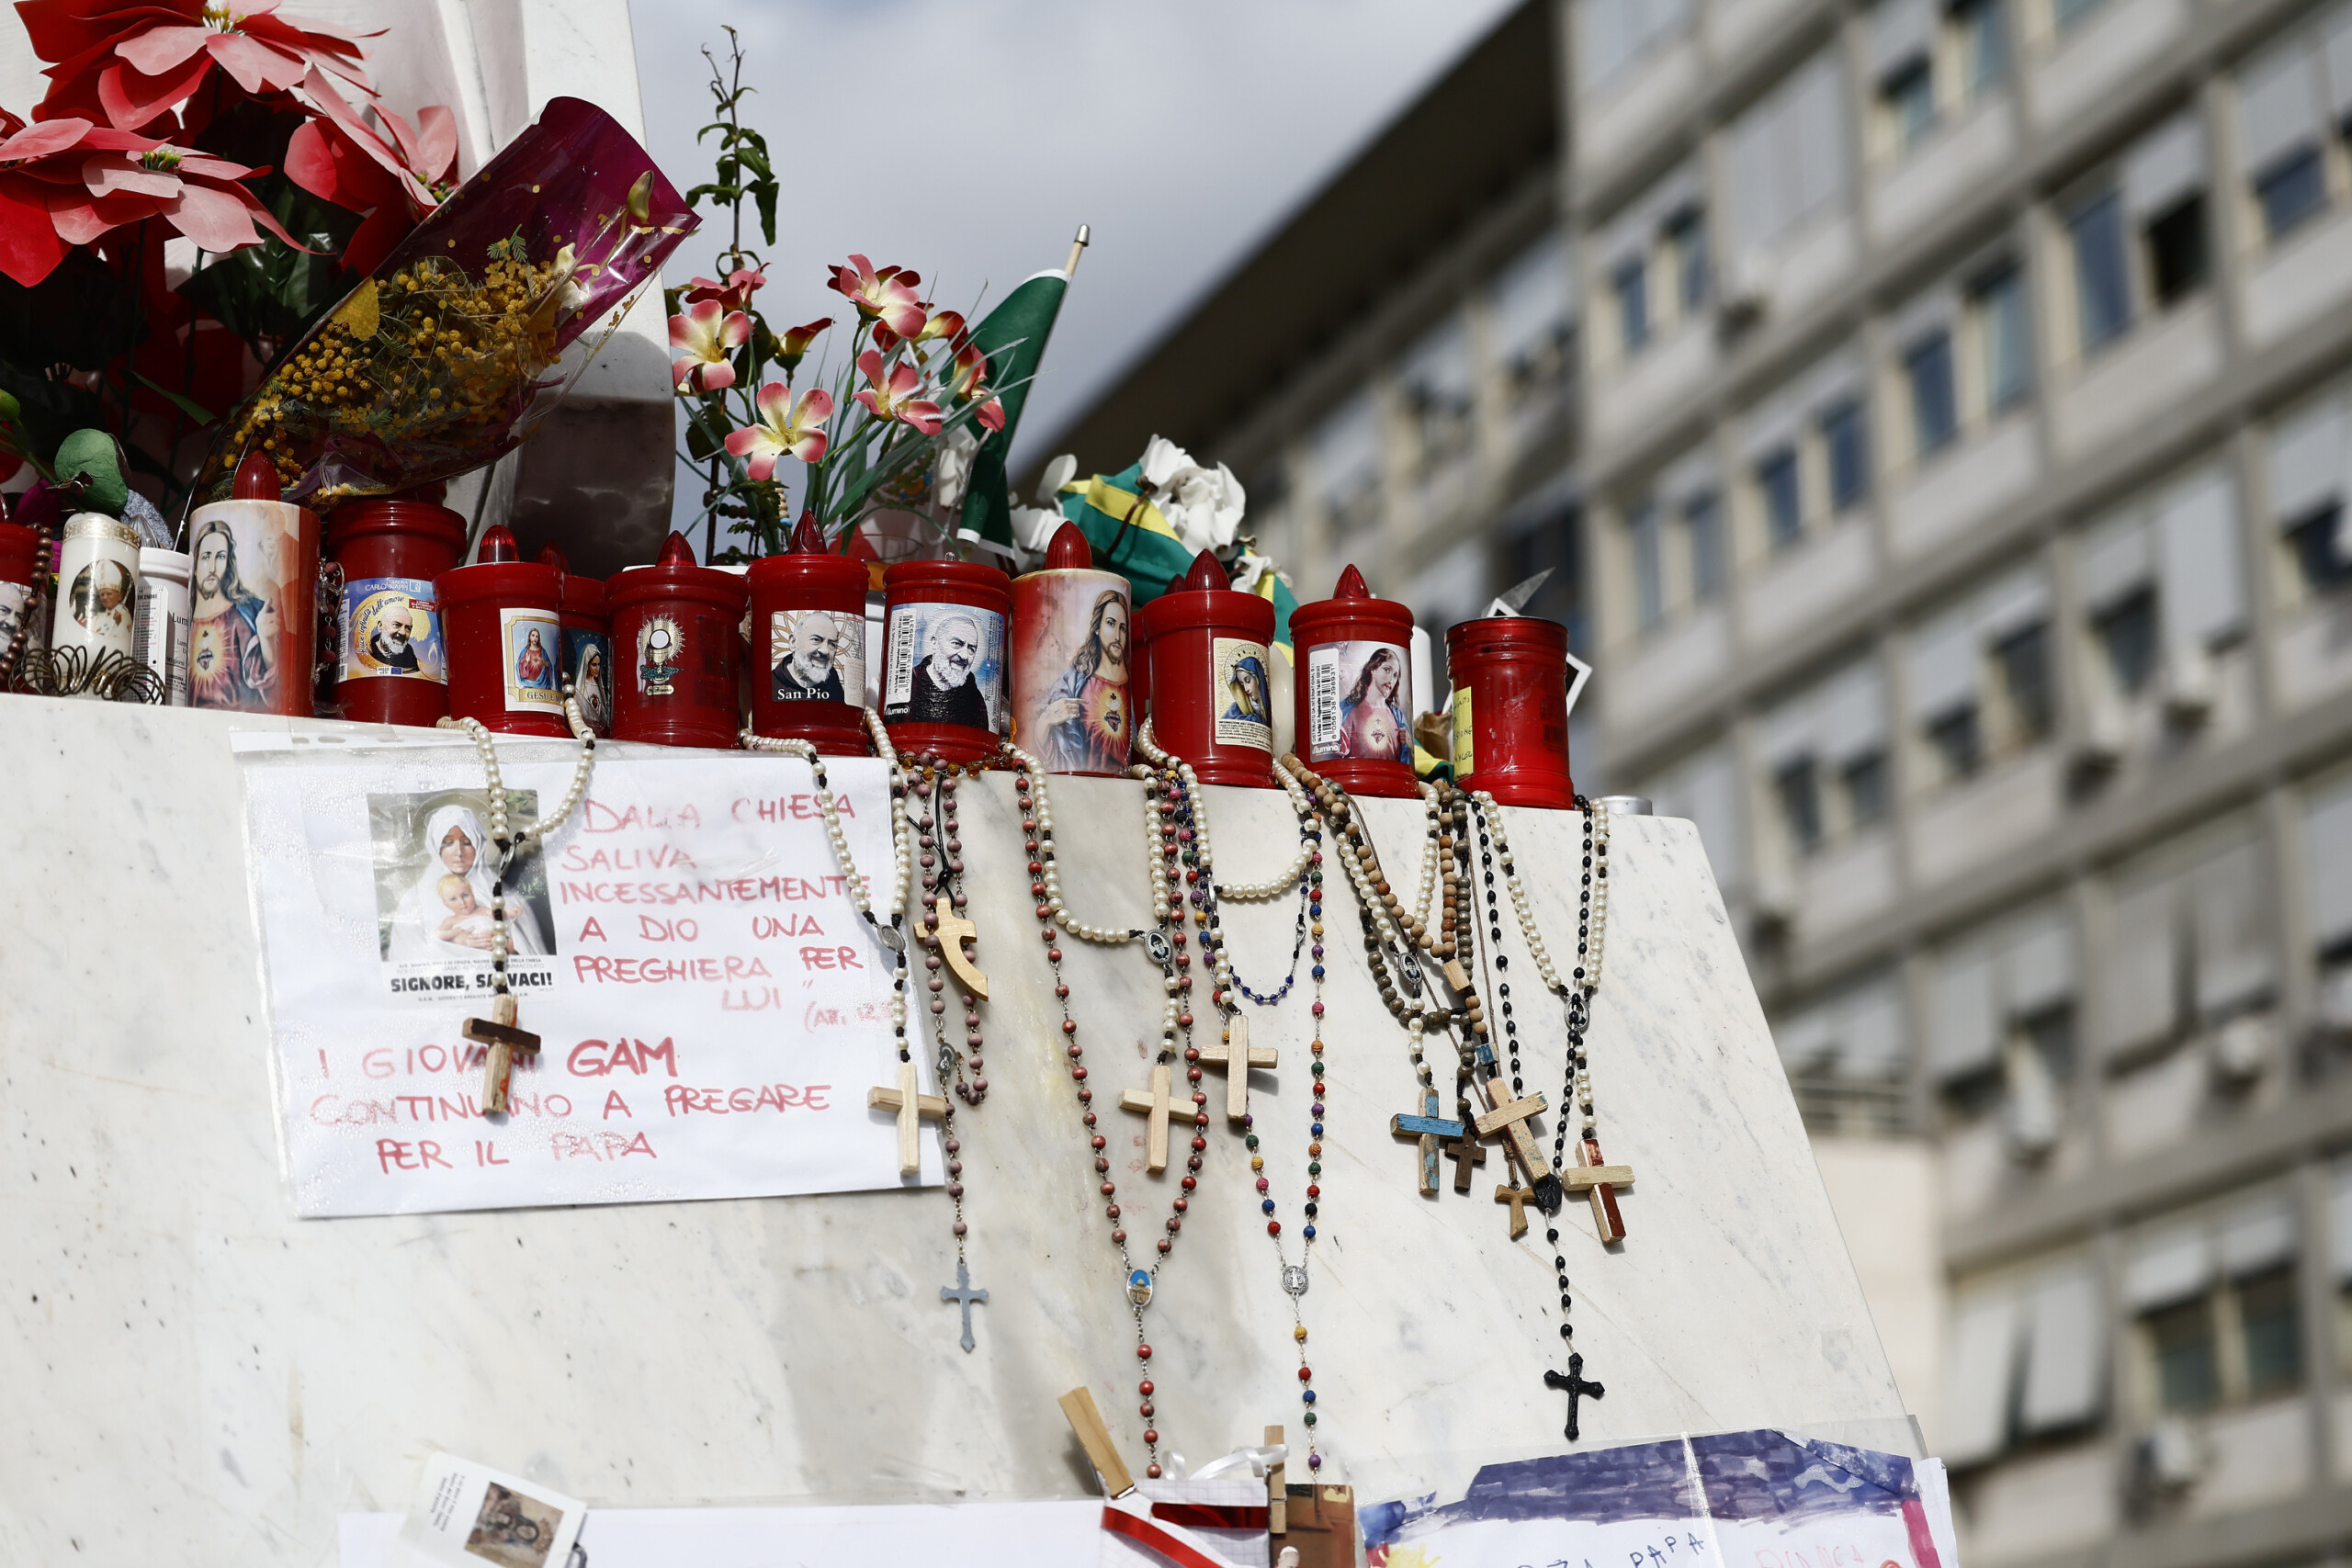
(959, 267, 1069, 546)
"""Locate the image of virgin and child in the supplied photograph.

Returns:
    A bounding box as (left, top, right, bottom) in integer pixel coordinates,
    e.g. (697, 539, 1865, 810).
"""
(1336, 644, 1410, 762)
(376, 798, 553, 965)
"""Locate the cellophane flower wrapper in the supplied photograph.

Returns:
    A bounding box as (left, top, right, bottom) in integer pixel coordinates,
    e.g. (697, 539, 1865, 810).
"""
(197, 96, 696, 507)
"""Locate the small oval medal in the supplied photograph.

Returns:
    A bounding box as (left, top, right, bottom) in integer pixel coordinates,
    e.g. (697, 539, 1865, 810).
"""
(1282, 1264, 1309, 1297)
(1128, 1268, 1154, 1306)
(1145, 931, 1173, 970)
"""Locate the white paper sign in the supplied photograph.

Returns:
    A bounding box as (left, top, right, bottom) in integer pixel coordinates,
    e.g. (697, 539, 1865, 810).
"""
(243, 747, 937, 1216)
(391, 1452, 585, 1568)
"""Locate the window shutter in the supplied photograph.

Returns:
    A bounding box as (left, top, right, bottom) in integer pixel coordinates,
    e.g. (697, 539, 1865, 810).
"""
(2154, 468, 2246, 653)
(1731, 102, 1785, 250)
(1790, 56, 1850, 220)
(2125, 1223, 2215, 1310)
(1818, 660, 1889, 763)
(2018, 1262, 2106, 1433)
(1836, 978, 1908, 1080)
(2103, 873, 2180, 1055)
(2239, 38, 2324, 176)
(1775, 1003, 1837, 1072)
(2219, 1190, 2298, 1277)
(1909, 606, 1982, 719)
(2078, 509, 2154, 612)
(2192, 837, 2274, 1017)
(2005, 905, 2078, 1017)
(1941, 1291, 2021, 1465)
(1873, 0, 1939, 80)
(2269, 395, 2345, 529)
(2123, 113, 2207, 221)
(1930, 945, 2001, 1080)
(2307, 776, 2352, 953)
(1975, 569, 2052, 645)
(2331, 1158, 2352, 1281)
(2325, 1, 2352, 124)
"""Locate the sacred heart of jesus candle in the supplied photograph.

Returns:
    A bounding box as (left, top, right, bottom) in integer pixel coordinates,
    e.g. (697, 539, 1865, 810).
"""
(1011, 522, 1133, 775)
(609, 530, 750, 750)
(328, 498, 468, 728)
(747, 513, 872, 754)
(1448, 612, 1577, 808)
(1290, 562, 1416, 798)
(435, 525, 568, 738)
(184, 498, 321, 716)
(1134, 547, 1276, 788)
(881, 557, 1012, 765)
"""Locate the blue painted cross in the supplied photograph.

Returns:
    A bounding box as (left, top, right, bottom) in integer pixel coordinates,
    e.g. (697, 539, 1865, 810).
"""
(941, 1258, 988, 1353)
(1389, 1086, 1465, 1196)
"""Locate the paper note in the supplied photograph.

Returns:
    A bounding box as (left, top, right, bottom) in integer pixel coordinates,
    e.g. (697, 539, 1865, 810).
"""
(391, 1452, 583, 1568)
(243, 749, 934, 1215)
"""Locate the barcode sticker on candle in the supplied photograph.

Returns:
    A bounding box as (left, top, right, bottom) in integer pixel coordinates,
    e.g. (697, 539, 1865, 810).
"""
(1305, 640, 1410, 763)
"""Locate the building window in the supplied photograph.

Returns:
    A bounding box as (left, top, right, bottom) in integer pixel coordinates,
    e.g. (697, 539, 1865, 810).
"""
(2288, 506, 2352, 592)
(2096, 587, 2158, 694)
(1954, 0, 2007, 93)
(2070, 190, 2132, 351)
(1882, 59, 1937, 152)
(1630, 502, 1665, 631)
(1928, 705, 1984, 781)
(2144, 195, 2208, 308)
(2237, 1266, 2304, 1398)
(1685, 491, 1726, 601)
(1972, 265, 2031, 413)
(1612, 256, 1650, 355)
(1775, 757, 1824, 852)
(2144, 1295, 2221, 1412)
(1906, 330, 1958, 458)
(1843, 750, 1892, 826)
(1666, 207, 1708, 315)
(1758, 448, 1803, 547)
(1823, 400, 1870, 513)
(2256, 147, 2328, 242)
(1993, 622, 2054, 742)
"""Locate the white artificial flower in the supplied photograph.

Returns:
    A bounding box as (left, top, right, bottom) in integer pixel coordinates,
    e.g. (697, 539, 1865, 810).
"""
(1036, 452, 1079, 504)
(932, 424, 980, 514)
(1010, 502, 1067, 555)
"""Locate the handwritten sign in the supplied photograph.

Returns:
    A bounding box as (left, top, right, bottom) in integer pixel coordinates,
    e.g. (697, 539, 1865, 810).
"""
(241, 746, 933, 1216)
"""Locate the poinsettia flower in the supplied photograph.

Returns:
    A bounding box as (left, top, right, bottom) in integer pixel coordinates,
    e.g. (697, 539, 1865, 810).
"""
(947, 341, 1007, 433)
(775, 316, 831, 371)
(669, 299, 749, 392)
(0, 114, 304, 287)
(853, 348, 944, 435)
(283, 69, 452, 274)
(683, 265, 763, 315)
(19, 0, 377, 132)
(826, 254, 926, 339)
(723, 383, 832, 479)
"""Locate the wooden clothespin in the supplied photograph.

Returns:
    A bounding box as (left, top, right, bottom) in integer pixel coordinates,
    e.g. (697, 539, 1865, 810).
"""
(1058, 1387, 1135, 1498)
(1266, 1423, 1286, 1536)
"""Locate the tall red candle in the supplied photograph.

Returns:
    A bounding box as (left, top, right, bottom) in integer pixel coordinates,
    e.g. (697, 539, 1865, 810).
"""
(327, 498, 467, 727)
(1289, 563, 1417, 798)
(435, 525, 568, 737)
(748, 514, 873, 753)
(1134, 549, 1276, 788)
(609, 531, 750, 749)
(1447, 614, 1576, 808)
(880, 558, 1012, 765)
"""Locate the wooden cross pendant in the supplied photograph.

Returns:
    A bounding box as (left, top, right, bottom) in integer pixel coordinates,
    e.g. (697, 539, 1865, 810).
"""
(1442, 1128, 1488, 1193)
(1389, 1086, 1464, 1196)
(1494, 1182, 1538, 1238)
(1544, 1352, 1604, 1440)
(464, 993, 539, 1114)
(866, 1059, 948, 1176)
(1120, 1062, 1178, 1173)
(1196, 1011, 1278, 1122)
(930, 893, 989, 998)
(1471, 1077, 1561, 1213)
(1565, 1135, 1634, 1243)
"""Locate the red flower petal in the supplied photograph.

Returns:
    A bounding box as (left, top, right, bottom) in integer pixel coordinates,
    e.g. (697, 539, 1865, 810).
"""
(156, 179, 258, 250)
(0, 179, 69, 286)
(96, 51, 209, 130)
(112, 20, 209, 74)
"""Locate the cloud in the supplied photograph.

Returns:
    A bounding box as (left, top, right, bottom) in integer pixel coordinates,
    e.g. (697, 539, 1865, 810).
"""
(631, 0, 1518, 531)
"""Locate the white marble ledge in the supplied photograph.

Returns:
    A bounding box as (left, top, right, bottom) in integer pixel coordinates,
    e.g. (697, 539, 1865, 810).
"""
(0, 699, 1908, 1564)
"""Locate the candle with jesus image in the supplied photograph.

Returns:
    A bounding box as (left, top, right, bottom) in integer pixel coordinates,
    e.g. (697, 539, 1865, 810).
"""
(183, 493, 319, 716)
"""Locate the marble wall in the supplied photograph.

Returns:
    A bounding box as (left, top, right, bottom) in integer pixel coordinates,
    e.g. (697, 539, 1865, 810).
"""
(0, 699, 1912, 1562)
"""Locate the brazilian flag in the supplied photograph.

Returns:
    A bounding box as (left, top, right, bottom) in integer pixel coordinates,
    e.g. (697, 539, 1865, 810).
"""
(1052, 458, 1298, 650)
(958, 266, 1070, 547)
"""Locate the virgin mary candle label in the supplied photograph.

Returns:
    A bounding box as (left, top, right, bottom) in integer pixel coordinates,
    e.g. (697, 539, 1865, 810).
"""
(501, 606, 565, 712)
(52, 513, 141, 658)
(342, 577, 447, 684)
(883, 600, 1005, 732)
(564, 626, 613, 735)
(1306, 640, 1411, 764)
(1212, 636, 1274, 751)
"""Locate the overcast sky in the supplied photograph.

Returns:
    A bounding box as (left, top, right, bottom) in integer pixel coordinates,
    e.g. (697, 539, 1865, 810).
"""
(628, 0, 1521, 487)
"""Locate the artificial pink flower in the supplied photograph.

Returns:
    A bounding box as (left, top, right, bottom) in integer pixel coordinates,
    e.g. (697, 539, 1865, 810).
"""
(0, 112, 303, 287)
(18, 0, 378, 132)
(669, 298, 749, 392)
(283, 68, 452, 274)
(827, 253, 926, 340)
(723, 383, 832, 479)
(775, 316, 831, 371)
(947, 341, 1006, 434)
(853, 349, 944, 435)
(683, 265, 763, 315)
(874, 306, 967, 355)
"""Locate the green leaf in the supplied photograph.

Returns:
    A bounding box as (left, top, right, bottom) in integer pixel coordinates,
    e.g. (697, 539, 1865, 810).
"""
(685, 409, 727, 462)
(130, 370, 213, 426)
(754, 181, 778, 247)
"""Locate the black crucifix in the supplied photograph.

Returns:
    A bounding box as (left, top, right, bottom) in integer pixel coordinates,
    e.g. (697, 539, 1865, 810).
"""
(1544, 1353, 1604, 1441)
(465, 993, 539, 1114)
